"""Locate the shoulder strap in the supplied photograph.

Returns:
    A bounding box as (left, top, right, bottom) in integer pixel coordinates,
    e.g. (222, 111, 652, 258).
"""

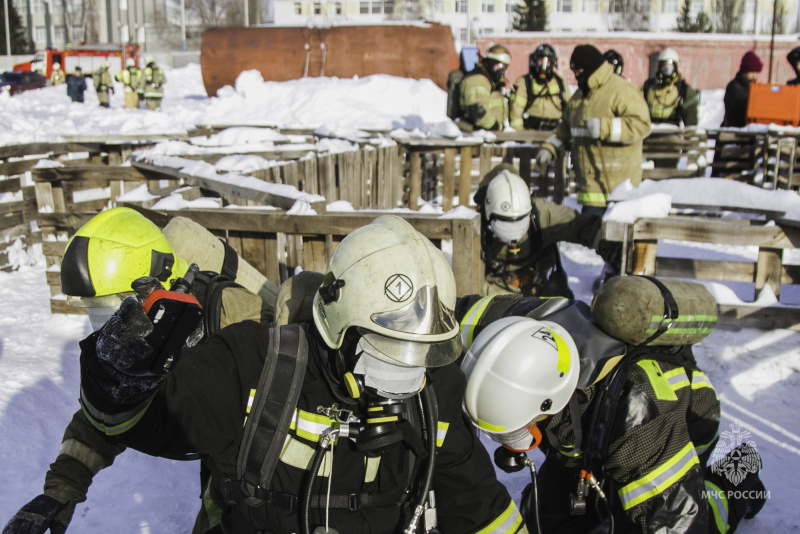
(524, 75, 534, 113)
(554, 75, 568, 107)
(237, 324, 309, 499)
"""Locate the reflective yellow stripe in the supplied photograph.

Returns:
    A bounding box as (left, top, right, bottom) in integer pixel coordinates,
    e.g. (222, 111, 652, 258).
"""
(691, 370, 717, 398)
(289, 409, 338, 443)
(59, 439, 107, 475)
(637, 360, 678, 401)
(704, 480, 729, 533)
(364, 456, 381, 483)
(618, 442, 699, 510)
(577, 191, 608, 205)
(663, 367, 690, 390)
(246, 389, 256, 413)
(280, 435, 334, 476)
(476, 501, 523, 534)
(437, 421, 450, 447)
(81, 404, 148, 437)
(646, 314, 717, 336)
(460, 296, 495, 349)
(478, 419, 505, 432)
(548, 327, 572, 374)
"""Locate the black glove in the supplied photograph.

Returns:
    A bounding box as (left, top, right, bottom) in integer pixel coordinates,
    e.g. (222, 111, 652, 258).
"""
(89, 278, 165, 407)
(3, 493, 76, 534)
(466, 102, 487, 123)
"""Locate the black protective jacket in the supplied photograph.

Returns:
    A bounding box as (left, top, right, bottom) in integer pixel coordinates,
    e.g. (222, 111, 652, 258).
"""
(456, 294, 722, 534)
(722, 73, 752, 127)
(47, 321, 522, 534)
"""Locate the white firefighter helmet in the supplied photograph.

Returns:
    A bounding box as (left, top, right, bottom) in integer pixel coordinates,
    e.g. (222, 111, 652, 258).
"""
(145, 55, 155, 65)
(53, 62, 61, 70)
(486, 44, 512, 66)
(658, 47, 680, 67)
(312, 215, 461, 368)
(461, 316, 580, 450)
(126, 58, 136, 67)
(484, 170, 532, 221)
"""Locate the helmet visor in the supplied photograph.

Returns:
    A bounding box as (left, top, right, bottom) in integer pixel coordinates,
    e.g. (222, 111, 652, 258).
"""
(370, 285, 458, 338)
(359, 328, 462, 368)
(659, 60, 676, 77)
(66, 292, 132, 308)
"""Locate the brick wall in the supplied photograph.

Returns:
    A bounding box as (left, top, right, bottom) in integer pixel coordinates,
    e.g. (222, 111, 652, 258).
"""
(477, 33, 800, 91)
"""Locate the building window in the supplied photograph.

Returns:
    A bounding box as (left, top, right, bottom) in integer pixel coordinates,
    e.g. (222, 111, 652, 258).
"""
(557, 0, 572, 11)
(294, 2, 302, 14)
(53, 26, 65, 43)
(608, 0, 622, 11)
(313, 2, 321, 13)
(71, 26, 84, 41)
(428, 0, 444, 12)
(661, 0, 677, 10)
(50, 0, 63, 13)
(32, 0, 44, 14)
(360, 1, 369, 12)
(335, 2, 342, 13)
(35, 26, 47, 42)
(505, 0, 517, 11)
(481, 0, 495, 12)
(459, 28, 468, 41)
(70, 0, 83, 12)
(689, 0, 702, 12)
(584, 0, 598, 11)
(456, 0, 469, 12)
(384, 0, 394, 13)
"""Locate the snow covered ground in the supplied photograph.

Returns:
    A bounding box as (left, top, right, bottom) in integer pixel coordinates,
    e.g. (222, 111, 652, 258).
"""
(1, 65, 799, 532)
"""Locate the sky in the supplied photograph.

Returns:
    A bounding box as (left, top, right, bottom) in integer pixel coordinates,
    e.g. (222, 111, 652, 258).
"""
(1, 65, 799, 533)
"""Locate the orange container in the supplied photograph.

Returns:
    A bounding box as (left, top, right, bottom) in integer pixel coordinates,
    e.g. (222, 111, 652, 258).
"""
(746, 83, 800, 126)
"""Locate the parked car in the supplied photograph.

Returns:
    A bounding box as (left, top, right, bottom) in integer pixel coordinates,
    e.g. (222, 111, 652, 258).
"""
(0, 70, 47, 95)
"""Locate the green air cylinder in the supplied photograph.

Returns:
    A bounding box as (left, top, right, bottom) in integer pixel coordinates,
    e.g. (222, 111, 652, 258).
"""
(591, 276, 718, 346)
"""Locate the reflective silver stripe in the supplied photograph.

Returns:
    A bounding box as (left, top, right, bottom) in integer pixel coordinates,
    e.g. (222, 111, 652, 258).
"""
(691, 370, 716, 394)
(437, 421, 450, 447)
(546, 136, 563, 149)
(59, 439, 107, 475)
(610, 117, 622, 142)
(704, 480, 730, 533)
(460, 296, 494, 349)
(664, 368, 690, 390)
(475, 500, 524, 534)
(618, 443, 699, 509)
(571, 127, 590, 138)
(364, 456, 381, 483)
(289, 409, 337, 443)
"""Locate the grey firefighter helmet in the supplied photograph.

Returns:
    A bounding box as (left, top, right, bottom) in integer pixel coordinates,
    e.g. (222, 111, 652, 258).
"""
(312, 215, 461, 368)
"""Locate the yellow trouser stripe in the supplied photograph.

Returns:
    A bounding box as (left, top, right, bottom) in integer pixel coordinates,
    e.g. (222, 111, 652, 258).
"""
(476, 500, 523, 534)
(577, 191, 608, 205)
(619, 442, 699, 510)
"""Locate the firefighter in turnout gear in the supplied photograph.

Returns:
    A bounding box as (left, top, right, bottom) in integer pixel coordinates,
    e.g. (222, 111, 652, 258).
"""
(786, 46, 800, 85)
(476, 164, 613, 300)
(93, 61, 114, 108)
(49, 62, 66, 85)
(4, 216, 527, 534)
(139, 56, 166, 111)
(116, 58, 142, 109)
(458, 44, 512, 133)
(536, 44, 650, 212)
(510, 44, 570, 131)
(603, 49, 624, 76)
(642, 48, 699, 127)
(456, 276, 768, 534)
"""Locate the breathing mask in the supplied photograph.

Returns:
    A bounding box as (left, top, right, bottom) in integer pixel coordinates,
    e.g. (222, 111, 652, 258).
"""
(351, 338, 426, 399)
(657, 60, 677, 83)
(490, 217, 530, 244)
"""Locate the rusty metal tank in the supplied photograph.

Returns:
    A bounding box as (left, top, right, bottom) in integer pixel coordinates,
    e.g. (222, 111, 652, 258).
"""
(200, 23, 459, 96)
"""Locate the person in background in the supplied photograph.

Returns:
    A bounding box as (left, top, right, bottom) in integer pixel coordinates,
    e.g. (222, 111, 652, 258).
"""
(603, 49, 624, 76)
(535, 44, 650, 289)
(66, 66, 87, 103)
(115, 58, 142, 109)
(722, 50, 763, 127)
(49, 63, 66, 85)
(458, 44, 512, 132)
(510, 44, 570, 131)
(139, 56, 166, 111)
(93, 61, 114, 108)
(642, 48, 699, 128)
(786, 46, 800, 85)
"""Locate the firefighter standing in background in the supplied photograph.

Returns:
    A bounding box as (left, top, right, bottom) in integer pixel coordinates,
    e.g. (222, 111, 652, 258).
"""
(786, 46, 800, 85)
(49, 62, 66, 85)
(115, 58, 142, 109)
(642, 48, 700, 128)
(93, 61, 114, 108)
(139, 56, 166, 111)
(510, 44, 570, 131)
(458, 45, 512, 132)
(603, 49, 624, 76)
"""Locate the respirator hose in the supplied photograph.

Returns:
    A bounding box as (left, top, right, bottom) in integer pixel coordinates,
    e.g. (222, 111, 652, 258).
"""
(301, 430, 335, 534)
(404, 384, 437, 533)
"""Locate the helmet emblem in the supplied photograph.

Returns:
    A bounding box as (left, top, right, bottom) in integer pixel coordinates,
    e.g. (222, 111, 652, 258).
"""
(501, 201, 511, 212)
(385, 274, 413, 303)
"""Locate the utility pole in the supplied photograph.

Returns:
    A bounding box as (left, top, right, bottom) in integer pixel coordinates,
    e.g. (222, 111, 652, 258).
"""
(244, 0, 249, 26)
(180, 0, 186, 51)
(768, 0, 778, 82)
(4, 0, 10, 55)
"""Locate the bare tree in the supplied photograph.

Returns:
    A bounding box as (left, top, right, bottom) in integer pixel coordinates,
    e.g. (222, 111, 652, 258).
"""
(83, 0, 98, 42)
(774, 0, 789, 33)
(608, 0, 650, 31)
(713, 0, 744, 33)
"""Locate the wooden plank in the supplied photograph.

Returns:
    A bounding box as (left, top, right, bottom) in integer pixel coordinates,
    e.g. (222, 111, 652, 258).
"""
(755, 247, 783, 299)
(0, 159, 40, 177)
(0, 142, 102, 160)
(239, 232, 269, 281)
(0, 222, 28, 241)
(50, 298, 88, 315)
(479, 145, 493, 183)
(319, 154, 337, 203)
(409, 152, 422, 211)
(655, 257, 757, 283)
(42, 241, 68, 256)
(0, 176, 22, 194)
(717, 303, 800, 331)
(458, 146, 472, 208)
(376, 147, 391, 210)
(450, 215, 482, 297)
(629, 240, 657, 276)
(32, 165, 149, 184)
(302, 235, 329, 274)
(632, 217, 800, 249)
(0, 212, 24, 232)
(442, 148, 456, 212)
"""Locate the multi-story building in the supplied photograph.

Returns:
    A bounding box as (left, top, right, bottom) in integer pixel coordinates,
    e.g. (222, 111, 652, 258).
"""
(274, 0, 800, 50)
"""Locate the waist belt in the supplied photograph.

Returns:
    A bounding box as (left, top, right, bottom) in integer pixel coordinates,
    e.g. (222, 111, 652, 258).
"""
(523, 117, 559, 131)
(266, 489, 411, 510)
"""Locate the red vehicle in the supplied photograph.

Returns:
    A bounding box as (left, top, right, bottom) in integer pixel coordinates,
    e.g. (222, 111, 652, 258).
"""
(13, 43, 140, 79)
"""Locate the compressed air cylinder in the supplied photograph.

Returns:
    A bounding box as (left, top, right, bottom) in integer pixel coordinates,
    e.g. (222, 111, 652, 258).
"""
(163, 216, 279, 311)
(591, 276, 718, 346)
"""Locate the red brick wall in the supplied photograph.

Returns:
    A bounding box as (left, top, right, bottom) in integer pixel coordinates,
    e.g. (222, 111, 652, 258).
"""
(477, 33, 800, 91)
